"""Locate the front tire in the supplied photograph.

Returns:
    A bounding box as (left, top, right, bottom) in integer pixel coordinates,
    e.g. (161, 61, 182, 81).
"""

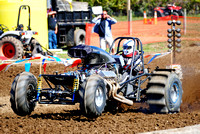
(10, 72, 37, 116)
(147, 71, 183, 113)
(80, 75, 106, 118)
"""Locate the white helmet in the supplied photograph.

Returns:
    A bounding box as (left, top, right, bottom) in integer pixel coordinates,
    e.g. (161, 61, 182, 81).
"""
(122, 39, 135, 58)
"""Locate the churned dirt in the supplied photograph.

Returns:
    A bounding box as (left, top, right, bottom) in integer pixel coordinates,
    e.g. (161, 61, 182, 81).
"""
(0, 17, 200, 134)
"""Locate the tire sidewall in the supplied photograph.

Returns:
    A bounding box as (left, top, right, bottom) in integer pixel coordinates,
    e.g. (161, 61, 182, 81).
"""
(74, 29, 86, 46)
(10, 74, 20, 114)
(165, 73, 182, 112)
(94, 79, 106, 113)
(14, 72, 37, 116)
(84, 75, 107, 117)
(24, 76, 37, 111)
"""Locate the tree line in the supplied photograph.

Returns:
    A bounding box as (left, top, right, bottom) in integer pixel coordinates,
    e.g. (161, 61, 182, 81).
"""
(76, 0, 200, 16)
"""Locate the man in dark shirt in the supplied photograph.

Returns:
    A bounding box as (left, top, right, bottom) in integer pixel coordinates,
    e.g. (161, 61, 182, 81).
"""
(92, 11, 117, 53)
(48, 11, 57, 49)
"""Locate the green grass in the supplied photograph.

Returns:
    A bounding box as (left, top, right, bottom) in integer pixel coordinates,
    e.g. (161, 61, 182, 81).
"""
(188, 14, 200, 17)
(143, 42, 168, 53)
(56, 53, 70, 59)
(92, 41, 168, 55)
(113, 15, 143, 21)
(54, 50, 70, 59)
(111, 42, 169, 53)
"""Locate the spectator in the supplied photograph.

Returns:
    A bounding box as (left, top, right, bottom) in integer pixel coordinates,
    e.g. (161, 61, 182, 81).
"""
(92, 10, 117, 53)
(47, 11, 58, 49)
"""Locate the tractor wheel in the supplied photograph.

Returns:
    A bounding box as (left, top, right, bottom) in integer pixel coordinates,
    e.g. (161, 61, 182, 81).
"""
(147, 71, 183, 113)
(74, 29, 85, 46)
(172, 12, 179, 20)
(80, 75, 106, 118)
(156, 10, 164, 17)
(31, 38, 43, 56)
(178, 10, 184, 17)
(0, 36, 23, 59)
(10, 72, 37, 116)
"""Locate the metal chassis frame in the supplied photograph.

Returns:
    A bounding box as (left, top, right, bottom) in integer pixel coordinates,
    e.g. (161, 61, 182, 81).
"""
(109, 37, 151, 101)
(36, 74, 78, 105)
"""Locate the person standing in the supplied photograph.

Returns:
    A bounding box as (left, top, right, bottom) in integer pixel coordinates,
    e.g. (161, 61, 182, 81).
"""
(47, 11, 58, 49)
(92, 11, 117, 53)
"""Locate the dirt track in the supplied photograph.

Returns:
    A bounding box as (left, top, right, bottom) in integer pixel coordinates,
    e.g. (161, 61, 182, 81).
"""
(0, 18, 200, 133)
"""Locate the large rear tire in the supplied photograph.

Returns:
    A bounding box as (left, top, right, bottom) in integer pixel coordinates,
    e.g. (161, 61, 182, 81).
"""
(74, 29, 85, 46)
(80, 75, 106, 118)
(10, 72, 37, 116)
(0, 36, 23, 59)
(147, 71, 183, 113)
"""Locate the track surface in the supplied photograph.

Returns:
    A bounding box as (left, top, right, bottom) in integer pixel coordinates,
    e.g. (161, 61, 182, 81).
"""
(0, 18, 200, 133)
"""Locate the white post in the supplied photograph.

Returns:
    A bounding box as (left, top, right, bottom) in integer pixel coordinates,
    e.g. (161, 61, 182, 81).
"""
(127, 0, 132, 35)
(128, 10, 132, 35)
(184, 8, 187, 35)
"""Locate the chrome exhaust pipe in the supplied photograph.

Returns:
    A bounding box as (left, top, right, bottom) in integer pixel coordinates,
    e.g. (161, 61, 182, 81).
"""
(105, 79, 133, 106)
(111, 82, 133, 106)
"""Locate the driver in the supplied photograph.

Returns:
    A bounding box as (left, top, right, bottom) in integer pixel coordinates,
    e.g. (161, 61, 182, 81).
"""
(122, 39, 142, 72)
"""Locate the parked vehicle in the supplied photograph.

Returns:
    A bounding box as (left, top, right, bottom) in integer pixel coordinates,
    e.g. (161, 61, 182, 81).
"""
(0, 5, 45, 60)
(154, 4, 183, 19)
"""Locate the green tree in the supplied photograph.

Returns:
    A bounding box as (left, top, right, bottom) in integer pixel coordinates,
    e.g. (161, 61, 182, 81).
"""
(76, 0, 200, 16)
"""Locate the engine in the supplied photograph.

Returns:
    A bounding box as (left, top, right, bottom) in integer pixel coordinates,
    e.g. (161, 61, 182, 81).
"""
(68, 44, 136, 83)
(68, 44, 120, 80)
(68, 45, 116, 65)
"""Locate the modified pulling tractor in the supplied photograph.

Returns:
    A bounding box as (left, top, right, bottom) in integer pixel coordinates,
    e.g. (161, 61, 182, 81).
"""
(10, 37, 183, 118)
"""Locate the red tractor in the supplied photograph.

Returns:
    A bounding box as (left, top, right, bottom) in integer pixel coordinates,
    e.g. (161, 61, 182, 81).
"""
(154, 3, 183, 19)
